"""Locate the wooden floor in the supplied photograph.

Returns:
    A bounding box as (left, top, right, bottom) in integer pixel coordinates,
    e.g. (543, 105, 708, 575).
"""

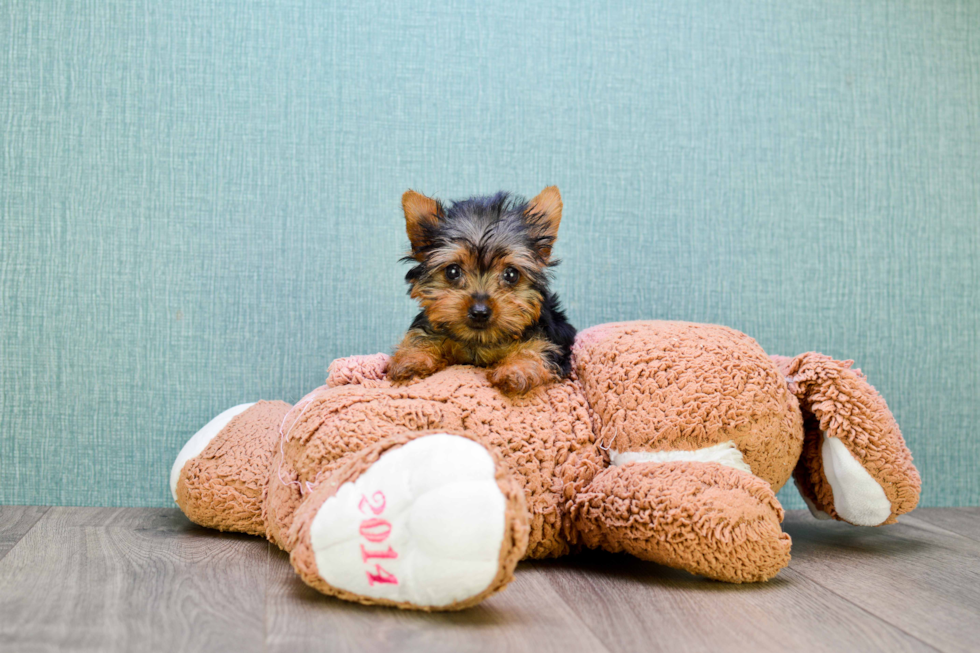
(1, 507, 978, 653)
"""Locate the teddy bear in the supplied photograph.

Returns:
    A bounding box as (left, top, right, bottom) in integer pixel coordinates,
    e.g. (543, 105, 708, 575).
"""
(170, 320, 920, 611)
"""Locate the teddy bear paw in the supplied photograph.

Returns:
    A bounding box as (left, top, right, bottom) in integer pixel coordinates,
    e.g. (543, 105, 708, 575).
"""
(305, 434, 513, 609)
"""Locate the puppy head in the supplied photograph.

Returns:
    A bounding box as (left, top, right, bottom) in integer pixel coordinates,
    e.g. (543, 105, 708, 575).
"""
(401, 187, 562, 345)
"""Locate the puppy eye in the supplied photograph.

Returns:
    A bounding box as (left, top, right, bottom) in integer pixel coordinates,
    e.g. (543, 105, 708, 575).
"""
(502, 267, 520, 284)
(445, 264, 462, 281)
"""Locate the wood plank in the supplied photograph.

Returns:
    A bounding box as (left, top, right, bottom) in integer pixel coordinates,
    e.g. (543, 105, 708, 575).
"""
(0, 507, 269, 653)
(907, 507, 980, 542)
(2, 506, 976, 653)
(539, 549, 932, 653)
(265, 547, 612, 653)
(783, 510, 980, 653)
(0, 505, 49, 560)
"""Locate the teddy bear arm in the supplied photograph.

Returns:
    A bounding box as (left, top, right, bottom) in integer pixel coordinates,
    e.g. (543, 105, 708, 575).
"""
(571, 461, 791, 583)
(784, 353, 921, 526)
(326, 353, 392, 388)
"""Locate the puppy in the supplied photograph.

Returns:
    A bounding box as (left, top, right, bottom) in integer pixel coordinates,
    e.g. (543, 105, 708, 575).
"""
(390, 187, 576, 395)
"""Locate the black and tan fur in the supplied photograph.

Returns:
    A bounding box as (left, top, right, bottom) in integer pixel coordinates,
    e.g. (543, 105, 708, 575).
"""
(390, 187, 576, 395)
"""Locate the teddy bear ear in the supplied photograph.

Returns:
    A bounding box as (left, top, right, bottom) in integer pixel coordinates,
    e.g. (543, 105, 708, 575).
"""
(402, 190, 444, 259)
(524, 186, 562, 260)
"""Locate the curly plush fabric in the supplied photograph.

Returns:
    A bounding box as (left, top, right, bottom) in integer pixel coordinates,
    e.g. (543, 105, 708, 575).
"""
(172, 320, 921, 610)
(176, 400, 292, 536)
(773, 353, 921, 524)
(571, 461, 791, 583)
(327, 354, 391, 388)
(264, 364, 600, 558)
(574, 321, 803, 491)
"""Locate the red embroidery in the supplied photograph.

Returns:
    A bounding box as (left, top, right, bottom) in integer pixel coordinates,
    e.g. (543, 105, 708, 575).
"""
(355, 491, 400, 586)
(358, 518, 392, 543)
(361, 544, 398, 562)
(366, 564, 398, 586)
(358, 491, 386, 515)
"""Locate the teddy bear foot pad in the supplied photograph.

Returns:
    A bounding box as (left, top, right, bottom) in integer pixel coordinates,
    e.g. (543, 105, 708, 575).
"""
(307, 433, 511, 609)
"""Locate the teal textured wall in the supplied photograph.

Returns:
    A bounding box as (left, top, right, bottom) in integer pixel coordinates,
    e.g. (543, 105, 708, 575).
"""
(2, 1, 978, 509)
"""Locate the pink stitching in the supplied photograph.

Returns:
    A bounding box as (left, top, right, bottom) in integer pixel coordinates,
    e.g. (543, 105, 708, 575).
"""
(356, 490, 399, 586)
(366, 564, 398, 586)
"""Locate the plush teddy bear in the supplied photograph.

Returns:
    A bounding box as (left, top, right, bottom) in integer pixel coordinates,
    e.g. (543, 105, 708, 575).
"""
(171, 321, 920, 611)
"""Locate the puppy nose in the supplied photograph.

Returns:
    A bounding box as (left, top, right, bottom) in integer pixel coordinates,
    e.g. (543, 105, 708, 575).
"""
(468, 303, 491, 321)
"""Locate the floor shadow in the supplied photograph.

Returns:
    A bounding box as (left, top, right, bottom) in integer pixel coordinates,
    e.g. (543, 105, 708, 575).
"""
(268, 547, 526, 626)
(783, 517, 935, 560)
(528, 550, 796, 593)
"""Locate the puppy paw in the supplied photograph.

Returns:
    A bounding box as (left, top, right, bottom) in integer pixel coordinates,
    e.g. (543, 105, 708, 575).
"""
(388, 352, 443, 385)
(488, 359, 553, 396)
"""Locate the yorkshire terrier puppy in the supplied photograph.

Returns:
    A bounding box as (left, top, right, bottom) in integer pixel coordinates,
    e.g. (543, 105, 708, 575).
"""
(390, 186, 576, 395)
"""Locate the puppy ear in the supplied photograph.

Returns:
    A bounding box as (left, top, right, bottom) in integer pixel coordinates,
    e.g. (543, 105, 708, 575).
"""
(525, 186, 562, 260)
(402, 190, 444, 259)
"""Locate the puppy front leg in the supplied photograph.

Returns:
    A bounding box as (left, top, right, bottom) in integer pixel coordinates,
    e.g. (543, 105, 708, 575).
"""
(488, 338, 558, 396)
(389, 329, 448, 384)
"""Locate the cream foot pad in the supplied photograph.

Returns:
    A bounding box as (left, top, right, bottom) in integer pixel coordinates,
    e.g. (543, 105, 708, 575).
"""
(309, 433, 507, 608)
(821, 432, 892, 526)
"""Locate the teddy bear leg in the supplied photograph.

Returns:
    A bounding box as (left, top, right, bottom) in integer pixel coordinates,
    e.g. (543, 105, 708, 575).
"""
(172, 400, 292, 536)
(774, 352, 921, 526)
(287, 431, 529, 611)
(571, 461, 791, 583)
